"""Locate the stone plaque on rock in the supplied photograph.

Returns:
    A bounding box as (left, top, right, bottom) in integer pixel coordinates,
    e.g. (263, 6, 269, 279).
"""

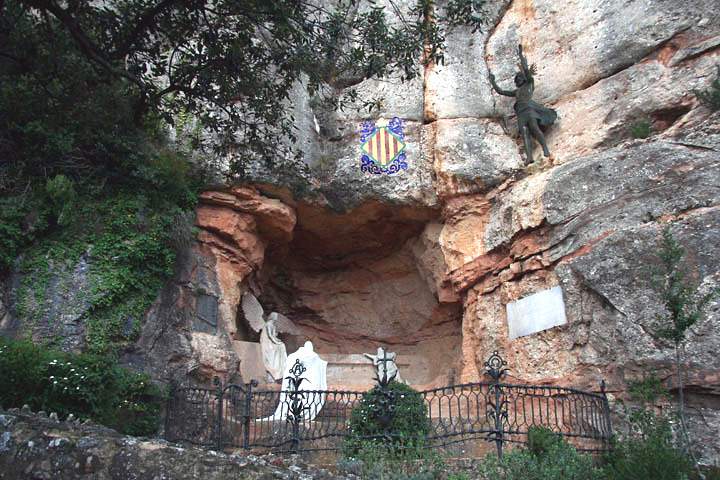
(506, 286, 567, 340)
(193, 294, 218, 333)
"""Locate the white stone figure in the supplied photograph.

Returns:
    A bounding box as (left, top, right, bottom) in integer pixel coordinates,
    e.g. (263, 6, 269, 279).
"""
(260, 341, 328, 422)
(364, 347, 404, 383)
(241, 292, 299, 381)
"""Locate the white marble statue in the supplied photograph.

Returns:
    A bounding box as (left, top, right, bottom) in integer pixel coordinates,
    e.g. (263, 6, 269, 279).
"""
(260, 341, 328, 422)
(364, 347, 404, 383)
(241, 292, 299, 381)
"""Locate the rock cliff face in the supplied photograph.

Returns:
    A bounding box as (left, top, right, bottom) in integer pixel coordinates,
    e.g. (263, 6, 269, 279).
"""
(1, 0, 719, 464)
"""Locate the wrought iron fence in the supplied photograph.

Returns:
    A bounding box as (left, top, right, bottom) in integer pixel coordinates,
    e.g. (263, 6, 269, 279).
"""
(164, 352, 612, 457)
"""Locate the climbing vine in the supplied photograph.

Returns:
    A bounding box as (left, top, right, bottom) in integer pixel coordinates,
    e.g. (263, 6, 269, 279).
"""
(15, 189, 192, 354)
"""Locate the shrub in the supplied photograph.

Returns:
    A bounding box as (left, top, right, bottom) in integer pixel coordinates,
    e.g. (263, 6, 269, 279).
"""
(627, 375, 668, 404)
(345, 381, 430, 456)
(630, 119, 652, 139)
(604, 410, 693, 480)
(338, 441, 447, 480)
(477, 429, 604, 480)
(0, 338, 163, 436)
(527, 425, 563, 457)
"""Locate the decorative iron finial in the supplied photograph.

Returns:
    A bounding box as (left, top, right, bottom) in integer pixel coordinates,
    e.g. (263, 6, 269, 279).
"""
(484, 351, 509, 382)
(288, 359, 307, 378)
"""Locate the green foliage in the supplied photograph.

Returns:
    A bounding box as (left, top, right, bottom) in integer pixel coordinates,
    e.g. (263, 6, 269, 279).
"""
(2, 0, 488, 173)
(345, 381, 430, 456)
(695, 66, 720, 112)
(45, 174, 77, 226)
(630, 119, 652, 139)
(627, 375, 668, 404)
(339, 441, 448, 480)
(653, 227, 719, 346)
(0, 338, 163, 436)
(527, 426, 563, 457)
(604, 410, 693, 480)
(0, 196, 49, 271)
(16, 189, 189, 354)
(1, 2, 141, 190)
(1, 0, 201, 357)
(477, 433, 604, 480)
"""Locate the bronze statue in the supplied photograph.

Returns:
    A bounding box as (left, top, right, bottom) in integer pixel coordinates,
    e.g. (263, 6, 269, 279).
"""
(488, 45, 557, 164)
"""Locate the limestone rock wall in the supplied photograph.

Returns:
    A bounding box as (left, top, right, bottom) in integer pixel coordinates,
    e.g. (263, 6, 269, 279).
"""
(1, 0, 719, 464)
(124, 187, 297, 384)
(226, 0, 719, 461)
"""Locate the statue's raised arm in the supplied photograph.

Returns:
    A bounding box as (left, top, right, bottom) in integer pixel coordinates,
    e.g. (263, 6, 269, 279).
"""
(518, 44, 532, 79)
(488, 72, 516, 97)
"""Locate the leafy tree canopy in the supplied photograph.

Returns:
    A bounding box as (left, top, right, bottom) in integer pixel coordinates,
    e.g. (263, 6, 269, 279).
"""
(2, 0, 487, 180)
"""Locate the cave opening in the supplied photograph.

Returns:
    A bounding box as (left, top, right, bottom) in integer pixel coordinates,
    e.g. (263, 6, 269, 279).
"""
(243, 200, 464, 390)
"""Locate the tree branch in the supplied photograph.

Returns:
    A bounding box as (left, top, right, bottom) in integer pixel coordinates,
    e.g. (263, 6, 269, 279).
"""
(22, 0, 146, 91)
(115, 0, 180, 57)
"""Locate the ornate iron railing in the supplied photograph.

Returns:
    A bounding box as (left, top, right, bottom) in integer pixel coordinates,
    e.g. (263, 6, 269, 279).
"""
(164, 352, 612, 457)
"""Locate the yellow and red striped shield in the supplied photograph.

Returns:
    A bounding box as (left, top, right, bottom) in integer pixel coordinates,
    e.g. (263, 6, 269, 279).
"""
(360, 126, 406, 167)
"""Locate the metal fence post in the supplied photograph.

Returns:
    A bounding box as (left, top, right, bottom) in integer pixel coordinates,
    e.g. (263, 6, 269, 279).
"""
(213, 376, 224, 451)
(286, 360, 307, 454)
(484, 351, 508, 459)
(372, 347, 398, 443)
(600, 380, 613, 448)
(242, 380, 257, 450)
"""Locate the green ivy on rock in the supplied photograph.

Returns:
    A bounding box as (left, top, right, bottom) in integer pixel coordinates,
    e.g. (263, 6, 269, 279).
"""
(15, 188, 192, 354)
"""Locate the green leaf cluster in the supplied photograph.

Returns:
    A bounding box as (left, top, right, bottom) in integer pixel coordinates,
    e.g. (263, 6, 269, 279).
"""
(0, 337, 163, 436)
(653, 228, 718, 346)
(630, 119, 652, 139)
(627, 375, 668, 405)
(345, 381, 431, 456)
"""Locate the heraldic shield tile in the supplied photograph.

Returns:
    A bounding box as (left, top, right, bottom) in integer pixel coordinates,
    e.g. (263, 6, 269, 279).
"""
(360, 126, 406, 167)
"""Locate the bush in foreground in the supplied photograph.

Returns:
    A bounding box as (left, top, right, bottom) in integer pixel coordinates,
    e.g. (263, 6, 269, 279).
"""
(477, 427, 604, 480)
(604, 410, 694, 480)
(344, 380, 430, 456)
(0, 338, 163, 436)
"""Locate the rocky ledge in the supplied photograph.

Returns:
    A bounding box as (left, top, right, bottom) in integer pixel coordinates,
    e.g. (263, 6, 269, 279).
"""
(0, 408, 351, 480)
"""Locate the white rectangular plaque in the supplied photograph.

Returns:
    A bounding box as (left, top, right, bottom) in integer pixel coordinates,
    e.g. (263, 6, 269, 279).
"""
(506, 286, 567, 340)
